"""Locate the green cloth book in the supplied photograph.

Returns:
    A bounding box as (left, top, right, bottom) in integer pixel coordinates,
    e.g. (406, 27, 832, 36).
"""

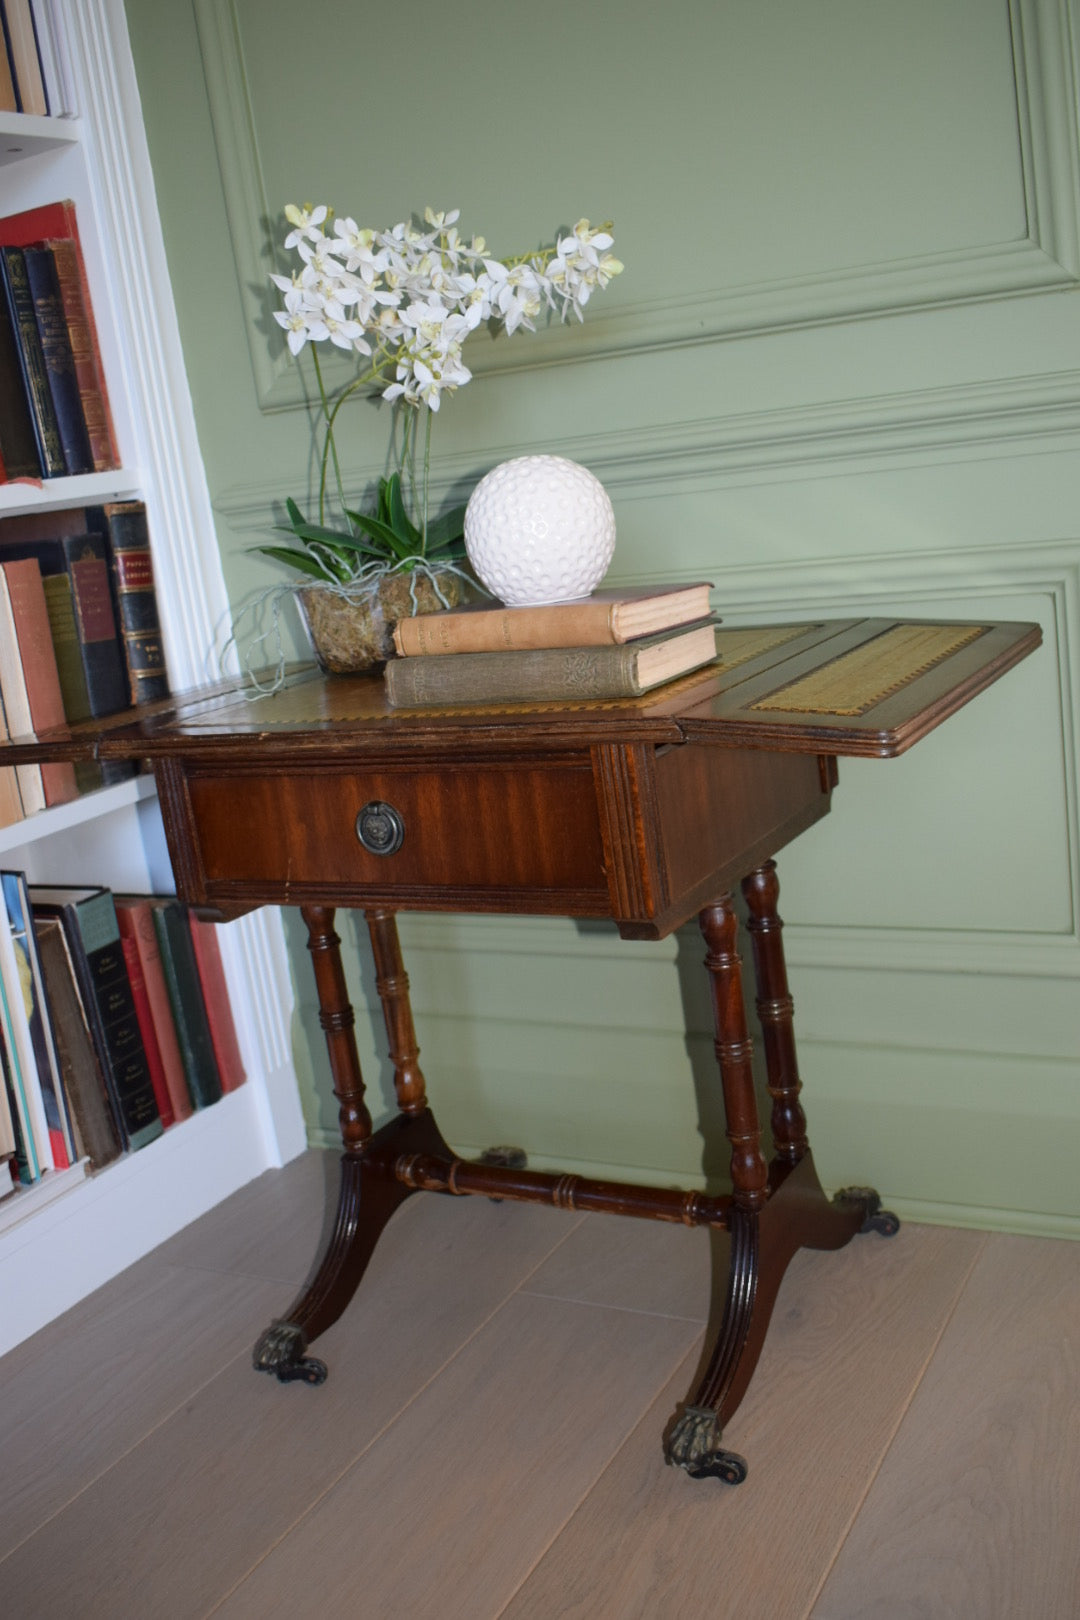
(384, 619, 720, 708)
(150, 900, 222, 1111)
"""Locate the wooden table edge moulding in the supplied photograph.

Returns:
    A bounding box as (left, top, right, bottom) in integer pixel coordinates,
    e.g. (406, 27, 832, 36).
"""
(2, 615, 1041, 1486)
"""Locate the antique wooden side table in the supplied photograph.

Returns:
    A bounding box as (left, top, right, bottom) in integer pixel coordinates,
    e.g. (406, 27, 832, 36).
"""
(2, 615, 1040, 1484)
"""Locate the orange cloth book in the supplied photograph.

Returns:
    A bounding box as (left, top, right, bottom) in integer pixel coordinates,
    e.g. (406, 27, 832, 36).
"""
(0, 557, 78, 808)
(391, 582, 715, 656)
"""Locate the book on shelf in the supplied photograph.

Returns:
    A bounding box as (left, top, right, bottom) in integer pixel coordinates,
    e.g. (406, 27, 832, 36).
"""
(0, 995, 34, 1184)
(384, 618, 722, 708)
(0, 1033, 16, 1166)
(0, 679, 26, 829)
(22, 243, 94, 475)
(28, 1, 76, 119)
(0, 274, 43, 480)
(1, 502, 168, 711)
(117, 923, 175, 1130)
(1, 0, 47, 115)
(0, 17, 17, 112)
(1, 868, 73, 1167)
(0, 244, 66, 476)
(33, 915, 122, 1171)
(0, 872, 52, 1179)
(0, 555, 78, 806)
(85, 501, 170, 704)
(0, 199, 119, 474)
(0, 529, 131, 718)
(391, 582, 716, 657)
(45, 238, 118, 472)
(150, 898, 222, 1110)
(188, 913, 246, 1093)
(114, 896, 192, 1125)
(29, 885, 163, 1152)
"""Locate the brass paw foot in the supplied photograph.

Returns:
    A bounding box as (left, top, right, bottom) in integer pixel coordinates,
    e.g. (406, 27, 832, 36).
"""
(833, 1186, 900, 1237)
(252, 1320, 328, 1385)
(665, 1405, 749, 1486)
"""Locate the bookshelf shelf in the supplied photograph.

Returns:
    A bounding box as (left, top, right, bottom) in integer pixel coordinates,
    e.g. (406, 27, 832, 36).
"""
(0, 0, 305, 1355)
(0, 110, 80, 166)
(0, 469, 142, 516)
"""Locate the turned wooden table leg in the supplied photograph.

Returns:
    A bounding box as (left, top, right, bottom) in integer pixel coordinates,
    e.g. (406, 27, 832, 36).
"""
(742, 860, 808, 1164)
(252, 905, 439, 1385)
(365, 908, 428, 1115)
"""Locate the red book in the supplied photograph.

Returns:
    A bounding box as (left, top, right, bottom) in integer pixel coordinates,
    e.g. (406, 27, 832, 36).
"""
(188, 915, 247, 1093)
(119, 932, 174, 1129)
(0, 557, 78, 807)
(0, 201, 119, 469)
(114, 899, 193, 1123)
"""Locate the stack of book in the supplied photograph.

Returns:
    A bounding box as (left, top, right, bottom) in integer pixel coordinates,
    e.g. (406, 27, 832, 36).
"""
(0, 2, 71, 119)
(0, 497, 170, 826)
(0, 198, 118, 483)
(0, 876, 247, 1199)
(385, 582, 719, 707)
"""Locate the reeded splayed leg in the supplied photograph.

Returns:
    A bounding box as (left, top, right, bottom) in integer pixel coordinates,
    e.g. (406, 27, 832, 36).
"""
(666, 894, 766, 1485)
(742, 860, 808, 1164)
(364, 908, 428, 1115)
(253, 904, 413, 1385)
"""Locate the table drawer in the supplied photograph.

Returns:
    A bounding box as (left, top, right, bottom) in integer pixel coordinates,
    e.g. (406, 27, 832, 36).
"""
(179, 760, 611, 911)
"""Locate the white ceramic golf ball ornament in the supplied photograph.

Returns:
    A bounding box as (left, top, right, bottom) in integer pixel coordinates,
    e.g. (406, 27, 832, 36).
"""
(464, 454, 616, 606)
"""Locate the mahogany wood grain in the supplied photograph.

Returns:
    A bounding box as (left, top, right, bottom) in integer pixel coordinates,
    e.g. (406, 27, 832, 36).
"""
(364, 908, 428, 1115)
(741, 860, 808, 1163)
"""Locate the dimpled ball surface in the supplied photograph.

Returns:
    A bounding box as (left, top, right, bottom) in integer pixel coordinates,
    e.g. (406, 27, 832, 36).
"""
(464, 454, 616, 606)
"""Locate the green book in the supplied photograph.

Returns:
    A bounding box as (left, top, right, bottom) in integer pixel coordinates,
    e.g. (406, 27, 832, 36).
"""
(150, 900, 222, 1110)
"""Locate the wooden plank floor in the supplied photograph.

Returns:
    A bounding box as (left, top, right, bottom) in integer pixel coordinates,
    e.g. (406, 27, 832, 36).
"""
(1, 1151, 1078, 1619)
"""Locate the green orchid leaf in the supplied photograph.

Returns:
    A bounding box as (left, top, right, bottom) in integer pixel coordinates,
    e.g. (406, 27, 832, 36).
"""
(385, 472, 422, 546)
(276, 516, 361, 546)
(253, 545, 337, 581)
(424, 503, 468, 549)
(346, 510, 416, 560)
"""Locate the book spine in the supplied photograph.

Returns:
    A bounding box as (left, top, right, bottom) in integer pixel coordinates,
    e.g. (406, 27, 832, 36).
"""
(0, 281, 43, 479)
(393, 599, 619, 656)
(385, 644, 642, 707)
(41, 892, 162, 1151)
(0, 246, 66, 476)
(0, 561, 46, 813)
(86, 501, 170, 704)
(34, 917, 122, 1171)
(22, 247, 94, 476)
(0, 557, 78, 806)
(1, 870, 72, 1166)
(43, 239, 117, 472)
(1, 0, 48, 115)
(0, 16, 18, 111)
(0, 881, 52, 1173)
(57, 533, 129, 717)
(188, 916, 246, 1093)
(151, 902, 222, 1110)
(115, 900, 192, 1123)
(119, 933, 175, 1129)
(0, 1003, 35, 1183)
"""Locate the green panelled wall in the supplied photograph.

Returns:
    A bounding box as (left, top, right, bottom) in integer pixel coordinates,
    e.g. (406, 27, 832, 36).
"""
(123, 0, 1079, 1234)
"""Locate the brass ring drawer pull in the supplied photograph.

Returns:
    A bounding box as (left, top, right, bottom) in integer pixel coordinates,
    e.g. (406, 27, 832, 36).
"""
(355, 800, 405, 856)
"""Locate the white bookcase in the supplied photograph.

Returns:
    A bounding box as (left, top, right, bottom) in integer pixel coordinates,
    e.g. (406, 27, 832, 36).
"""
(0, 0, 306, 1358)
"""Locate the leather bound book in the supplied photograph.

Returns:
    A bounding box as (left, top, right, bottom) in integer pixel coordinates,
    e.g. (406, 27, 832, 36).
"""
(187, 915, 246, 1093)
(43, 238, 118, 472)
(150, 900, 222, 1110)
(85, 501, 170, 704)
(0, 560, 46, 814)
(29, 886, 163, 1153)
(0, 685, 22, 830)
(0, 557, 78, 806)
(33, 916, 123, 1171)
(392, 582, 715, 655)
(0, 246, 65, 477)
(0, 282, 43, 479)
(21, 246, 94, 476)
(118, 931, 175, 1130)
(385, 620, 721, 708)
(114, 897, 192, 1123)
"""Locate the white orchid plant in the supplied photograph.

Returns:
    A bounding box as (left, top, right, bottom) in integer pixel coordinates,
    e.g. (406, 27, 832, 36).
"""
(261, 204, 623, 590)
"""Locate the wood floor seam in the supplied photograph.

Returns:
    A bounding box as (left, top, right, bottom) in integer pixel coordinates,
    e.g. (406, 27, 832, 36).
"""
(803, 1229, 990, 1620)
